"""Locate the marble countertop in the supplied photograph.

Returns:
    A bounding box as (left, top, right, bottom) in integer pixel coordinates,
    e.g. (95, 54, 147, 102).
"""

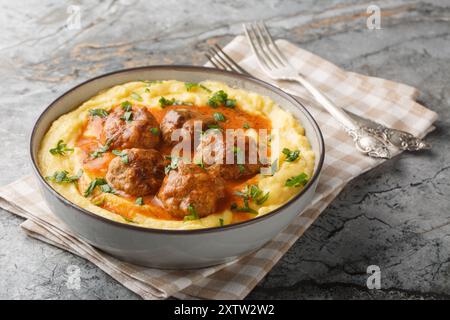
(1, 0, 449, 299)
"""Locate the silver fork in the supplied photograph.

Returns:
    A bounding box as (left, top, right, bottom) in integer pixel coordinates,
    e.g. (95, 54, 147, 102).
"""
(241, 22, 396, 159)
(206, 44, 430, 154)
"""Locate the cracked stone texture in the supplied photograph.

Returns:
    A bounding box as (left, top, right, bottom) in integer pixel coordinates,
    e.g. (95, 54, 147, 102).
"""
(0, 0, 449, 299)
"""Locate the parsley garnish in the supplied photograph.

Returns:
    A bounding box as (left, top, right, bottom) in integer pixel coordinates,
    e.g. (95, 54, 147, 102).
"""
(164, 156, 179, 174)
(207, 90, 236, 108)
(207, 124, 221, 130)
(131, 92, 143, 101)
(100, 183, 115, 194)
(122, 216, 135, 223)
(120, 101, 133, 122)
(213, 112, 226, 122)
(219, 218, 224, 227)
(282, 148, 300, 162)
(88, 108, 109, 118)
(285, 173, 309, 187)
(243, 122, 250, 129)
(233, 184, 269, 210)
(184, 204, 200, 221)
(84, 178, 108, 197)
(46, 170, 82, 184)
(159, 96, 176, 108)
(121, 101, 132, 112)
(135, 197, 144, 206)
(150, 127, 159, 136)
(238, 164, 245, 173)
(185, 82, 212, 93)
(49, 140, 74, 156)
(112, 149, 129, 164)
(90, 138, 114, 158)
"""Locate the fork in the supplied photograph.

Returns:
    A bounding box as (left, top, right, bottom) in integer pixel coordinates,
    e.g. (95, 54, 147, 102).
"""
(242, 22, 392, 159)
(206, 43, 430, 154)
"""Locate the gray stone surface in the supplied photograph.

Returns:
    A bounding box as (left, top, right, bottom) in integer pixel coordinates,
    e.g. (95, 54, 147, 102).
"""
(0, 0, 449, 299)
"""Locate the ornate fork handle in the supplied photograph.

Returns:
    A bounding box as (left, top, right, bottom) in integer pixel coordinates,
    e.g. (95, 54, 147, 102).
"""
(362, 125, 431, 151)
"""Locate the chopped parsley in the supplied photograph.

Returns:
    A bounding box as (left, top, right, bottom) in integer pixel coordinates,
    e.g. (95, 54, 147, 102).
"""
(88, 108, 109, 118)
(282, 148, 300, 162)
(213, 112, 226, 122)
(207, 123, 222, 130)
(243, 122, 250, 129)
(159, 96, 176, 108)
(207, 90, 236, 108)
(121, 111, 133, 122)
(84, 178, 108, 197)
(285, 173, 309, 187)
(122, 216, 135, 223)
(185, 82, 212, 93)
(238, 164, 245, 173)
(164, 156, 179, 174)
(90, 138, 114, 158)
(121, 101, 132, 112)
(131, 92, 143, 101)
(150, 127, 159, 136)
(219, 218, 224, 227)
(100, 183, 115, 194)
(112, 149, 129, 164)
(46, 170, 82, 184)
(135, 197, 144, 206)
(120, 101, 133, 122)
(184, 204, 199, 221)
(49, 140, 74, 156)
(233, 184, 269, 211)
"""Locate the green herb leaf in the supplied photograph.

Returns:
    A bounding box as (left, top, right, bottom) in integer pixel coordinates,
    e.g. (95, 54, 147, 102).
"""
(150, 127, 159, 136)
(121, 101, 132, 112)
(159, 96, 176, 108)
(282, 148, 300, 162)
(207, 90, 228, 108)
(243, 122, 250, 129)
(184, 204, 200, 221)
(238, 164, 245, 173)
(122, 216, 134, 223)
(207, 123, 221, 130)
(185, 82, 212, 93)
(285, 173, 309, 187)
(90, 138, 114, 158)
(256, 192, 270, 205)
(88, 108, 109, 118)
(219, 218, 224, 227)
(112, 149, 129, 164)
(131, 92, 143, 101)
(121, 111, 133, 122)
(46, 170, 82, 184)
(49, 140, 74, 156)
(213, 112, 226, 122)
(164, 156, 179, 174)
(225, 99, 236, 108)
(84, 178, 107, 197)
(135, 197, 144, 206)
(100, 183, 115, 194)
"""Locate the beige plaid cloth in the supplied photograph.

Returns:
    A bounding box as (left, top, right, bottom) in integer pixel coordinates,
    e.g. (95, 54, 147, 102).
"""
(0, 36, 437, 299)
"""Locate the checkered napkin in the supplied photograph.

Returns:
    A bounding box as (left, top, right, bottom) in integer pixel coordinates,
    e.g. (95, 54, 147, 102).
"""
(0, 36, 437, 299)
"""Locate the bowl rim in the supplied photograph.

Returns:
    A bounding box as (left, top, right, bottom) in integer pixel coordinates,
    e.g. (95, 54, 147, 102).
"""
(30, 65, 325, 235)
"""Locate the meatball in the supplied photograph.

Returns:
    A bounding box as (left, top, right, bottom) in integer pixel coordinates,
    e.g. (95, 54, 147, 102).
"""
(106, 148, 164, 196)
(157, 161, 226, 218)
(196, 131, 264, 180)
(104, 105, 160, 149)
(160, 109, 216, 147)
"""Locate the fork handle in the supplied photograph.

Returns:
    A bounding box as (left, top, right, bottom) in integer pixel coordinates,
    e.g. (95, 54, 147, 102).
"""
(288, 75, 391, 159)
(292, 75, 358, 131)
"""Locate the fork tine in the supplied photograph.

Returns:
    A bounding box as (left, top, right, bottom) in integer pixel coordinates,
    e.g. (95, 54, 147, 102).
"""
(205, 51, 228, 70)
(259, 21, 289, 65)
(254, 21, 285, 67)
(213, 44, 250, 75)
(249, 22, 279, 69)
(243, 23, 274, 71)
(209, 46, 242, 74)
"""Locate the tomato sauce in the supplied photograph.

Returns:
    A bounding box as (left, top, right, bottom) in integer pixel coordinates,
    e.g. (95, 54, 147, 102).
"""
(75, 104, 271, 223)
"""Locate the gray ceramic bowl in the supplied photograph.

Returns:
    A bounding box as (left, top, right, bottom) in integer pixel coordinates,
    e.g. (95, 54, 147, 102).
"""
(30, 66, 324, 269)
